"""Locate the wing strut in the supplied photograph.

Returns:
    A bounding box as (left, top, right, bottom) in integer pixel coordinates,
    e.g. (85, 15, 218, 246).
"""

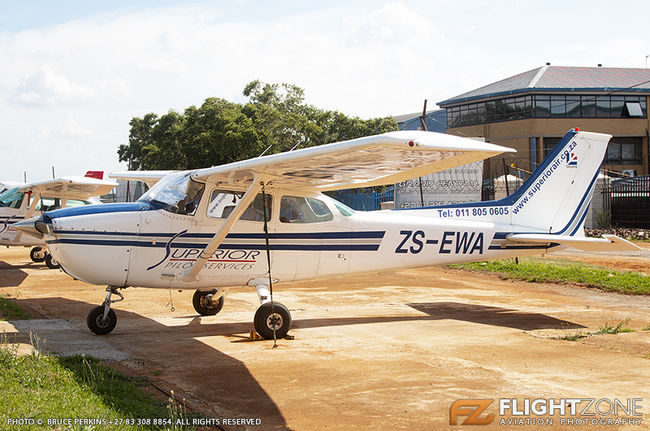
(180, 179, 262, 283)
(14, 192, 41, 242)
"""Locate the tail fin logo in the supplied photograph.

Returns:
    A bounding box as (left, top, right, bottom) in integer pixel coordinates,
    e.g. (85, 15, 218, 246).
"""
(562, 150, 578, 168)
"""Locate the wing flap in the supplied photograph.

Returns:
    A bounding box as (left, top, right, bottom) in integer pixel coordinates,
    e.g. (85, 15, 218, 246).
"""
(506, 233, 640, 252)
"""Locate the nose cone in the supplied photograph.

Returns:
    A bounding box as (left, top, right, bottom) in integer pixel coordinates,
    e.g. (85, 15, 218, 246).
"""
(11, 216, 52, 239)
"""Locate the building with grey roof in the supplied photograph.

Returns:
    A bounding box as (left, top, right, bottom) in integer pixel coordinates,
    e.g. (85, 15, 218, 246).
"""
(437, 65, 650, 179)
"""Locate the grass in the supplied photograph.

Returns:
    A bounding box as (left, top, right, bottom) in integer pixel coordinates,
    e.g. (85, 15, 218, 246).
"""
(561, 333, 587, 342)
(559, 319, 635, 341)
(643, 325, 650, 331)
(0, 338, 194, 430)
(0, 294, 30, 320)
(597, 319, 634, 335)
(448, 258, 650, 295)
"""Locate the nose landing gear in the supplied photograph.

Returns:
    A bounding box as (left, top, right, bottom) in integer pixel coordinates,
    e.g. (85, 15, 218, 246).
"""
(87, 286, 123, 335)
(29, 246, 46, 262)
(192, 289, 225, 316)
(29, 246, 60, 269)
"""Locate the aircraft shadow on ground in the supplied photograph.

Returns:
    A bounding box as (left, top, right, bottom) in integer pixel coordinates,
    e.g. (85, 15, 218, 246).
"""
(10, 296, 583, 430)
(408, 302, 586, 330)
(13, 297, 293, 431)
(0, 260, 30, 287)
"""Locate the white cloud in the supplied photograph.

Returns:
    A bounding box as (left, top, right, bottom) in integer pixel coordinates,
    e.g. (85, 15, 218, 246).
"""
(12, 65, 94, 106)
(0, 0, 649, 181)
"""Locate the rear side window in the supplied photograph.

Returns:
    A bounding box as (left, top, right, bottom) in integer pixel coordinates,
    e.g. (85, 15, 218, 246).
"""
(280, 196, 333, 223)
(207, 190, 272, 222)
(65, 199, 89, 208)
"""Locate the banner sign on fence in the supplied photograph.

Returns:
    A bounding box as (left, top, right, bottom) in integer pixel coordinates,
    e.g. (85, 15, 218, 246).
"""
(394, 161, 483, 209)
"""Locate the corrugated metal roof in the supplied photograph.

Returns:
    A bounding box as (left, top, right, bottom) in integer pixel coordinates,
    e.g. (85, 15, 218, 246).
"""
(438, 66, 650, 106)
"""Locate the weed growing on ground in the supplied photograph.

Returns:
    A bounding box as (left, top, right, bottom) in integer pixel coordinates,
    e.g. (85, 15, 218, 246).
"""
(597, 318, 634, 335)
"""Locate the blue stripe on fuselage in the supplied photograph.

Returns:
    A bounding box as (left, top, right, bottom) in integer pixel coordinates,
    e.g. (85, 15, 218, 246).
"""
(52, 230, 386, 240)
(45, 202, 155, 220)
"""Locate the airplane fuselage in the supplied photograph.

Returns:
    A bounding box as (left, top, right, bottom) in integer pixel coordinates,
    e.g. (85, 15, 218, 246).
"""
(43, 192, 551, 290)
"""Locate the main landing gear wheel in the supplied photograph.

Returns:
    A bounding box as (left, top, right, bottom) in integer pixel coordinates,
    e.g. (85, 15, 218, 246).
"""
(254, 302, 291, 340)
(192, 289, 224, 316)
(30, 246, 46, 263)
(87, 306, 117, 335)
(45, 253, 60, 269)
(87, 286, 124, 335)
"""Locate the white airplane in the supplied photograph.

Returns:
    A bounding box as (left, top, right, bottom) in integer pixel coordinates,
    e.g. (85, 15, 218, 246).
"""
(13, 129, 638, 338)
(1, 172, 117, 268)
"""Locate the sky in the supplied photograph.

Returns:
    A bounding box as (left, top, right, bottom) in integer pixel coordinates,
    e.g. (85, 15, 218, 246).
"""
(1, 0, 649, 182)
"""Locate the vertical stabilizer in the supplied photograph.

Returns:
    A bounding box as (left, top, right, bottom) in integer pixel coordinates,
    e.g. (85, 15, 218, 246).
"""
(507, 130, 610, 235)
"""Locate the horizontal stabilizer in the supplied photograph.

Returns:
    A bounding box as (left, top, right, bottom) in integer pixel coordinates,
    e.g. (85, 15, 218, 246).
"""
(506, 233, 640, 252)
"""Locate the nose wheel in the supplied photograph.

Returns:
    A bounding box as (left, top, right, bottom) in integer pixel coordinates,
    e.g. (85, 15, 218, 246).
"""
(192, 289, 225, 316)
(45, 253, 60, 269)
(30, 246, 46, 262)
(87, 286, 123, 335)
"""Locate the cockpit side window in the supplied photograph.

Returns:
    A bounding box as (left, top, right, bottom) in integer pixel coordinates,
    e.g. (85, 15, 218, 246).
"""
(0, 188, 24, 209)
(207, 190, 272, 221)
(279, 196, 333, 223)
(138, 172, 205, 216)
(36, 197, 62, 212)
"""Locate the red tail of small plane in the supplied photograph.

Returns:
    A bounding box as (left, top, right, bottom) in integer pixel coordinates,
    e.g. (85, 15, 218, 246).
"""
(84, 171, 104, 180)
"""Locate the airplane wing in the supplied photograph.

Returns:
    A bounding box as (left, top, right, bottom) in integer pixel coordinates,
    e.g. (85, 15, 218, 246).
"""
(191, 130, 515, 190)
(1, 181, 25, 192)
(109, 171, 174, 187)
(18, 176, 117, 200)
(506, 233, 640, 252)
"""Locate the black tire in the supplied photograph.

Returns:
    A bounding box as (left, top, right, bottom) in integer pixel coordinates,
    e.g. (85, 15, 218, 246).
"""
(45, 253, 60, 269)
(87, 306, 117, 335)
(30, 247, 46, 262)
(254, 302, 291, 340)
(192, 289, 224, 316)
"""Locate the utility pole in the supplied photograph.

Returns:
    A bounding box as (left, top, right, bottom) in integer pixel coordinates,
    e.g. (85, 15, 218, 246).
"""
(417, 99, 428, 207)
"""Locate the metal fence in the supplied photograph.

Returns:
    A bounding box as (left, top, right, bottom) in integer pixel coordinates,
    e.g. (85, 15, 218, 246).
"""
(330, 187, 394, 211)
(602, 175, 650, 228)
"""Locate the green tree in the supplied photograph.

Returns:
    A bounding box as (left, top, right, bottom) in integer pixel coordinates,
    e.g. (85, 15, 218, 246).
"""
(118, 81, 397, 170)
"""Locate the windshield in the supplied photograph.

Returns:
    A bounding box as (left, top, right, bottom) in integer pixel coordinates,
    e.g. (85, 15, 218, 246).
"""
(138, 172, 205, 215)
(0, 187, 25, 209)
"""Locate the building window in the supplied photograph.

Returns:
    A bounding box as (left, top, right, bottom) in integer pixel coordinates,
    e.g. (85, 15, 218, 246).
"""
(543, 137, 562, 157)
(604, 137, 643, 164)
(445, 94, 647, 128)
(625, 102, 643, 117)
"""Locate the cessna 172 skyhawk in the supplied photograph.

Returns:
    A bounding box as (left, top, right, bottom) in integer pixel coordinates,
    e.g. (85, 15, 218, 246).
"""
(1, 172, 116, 268)
(13, 129, 638, 338)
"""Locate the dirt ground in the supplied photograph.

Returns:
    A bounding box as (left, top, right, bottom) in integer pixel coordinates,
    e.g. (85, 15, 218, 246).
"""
(1, 245, 649, 431)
